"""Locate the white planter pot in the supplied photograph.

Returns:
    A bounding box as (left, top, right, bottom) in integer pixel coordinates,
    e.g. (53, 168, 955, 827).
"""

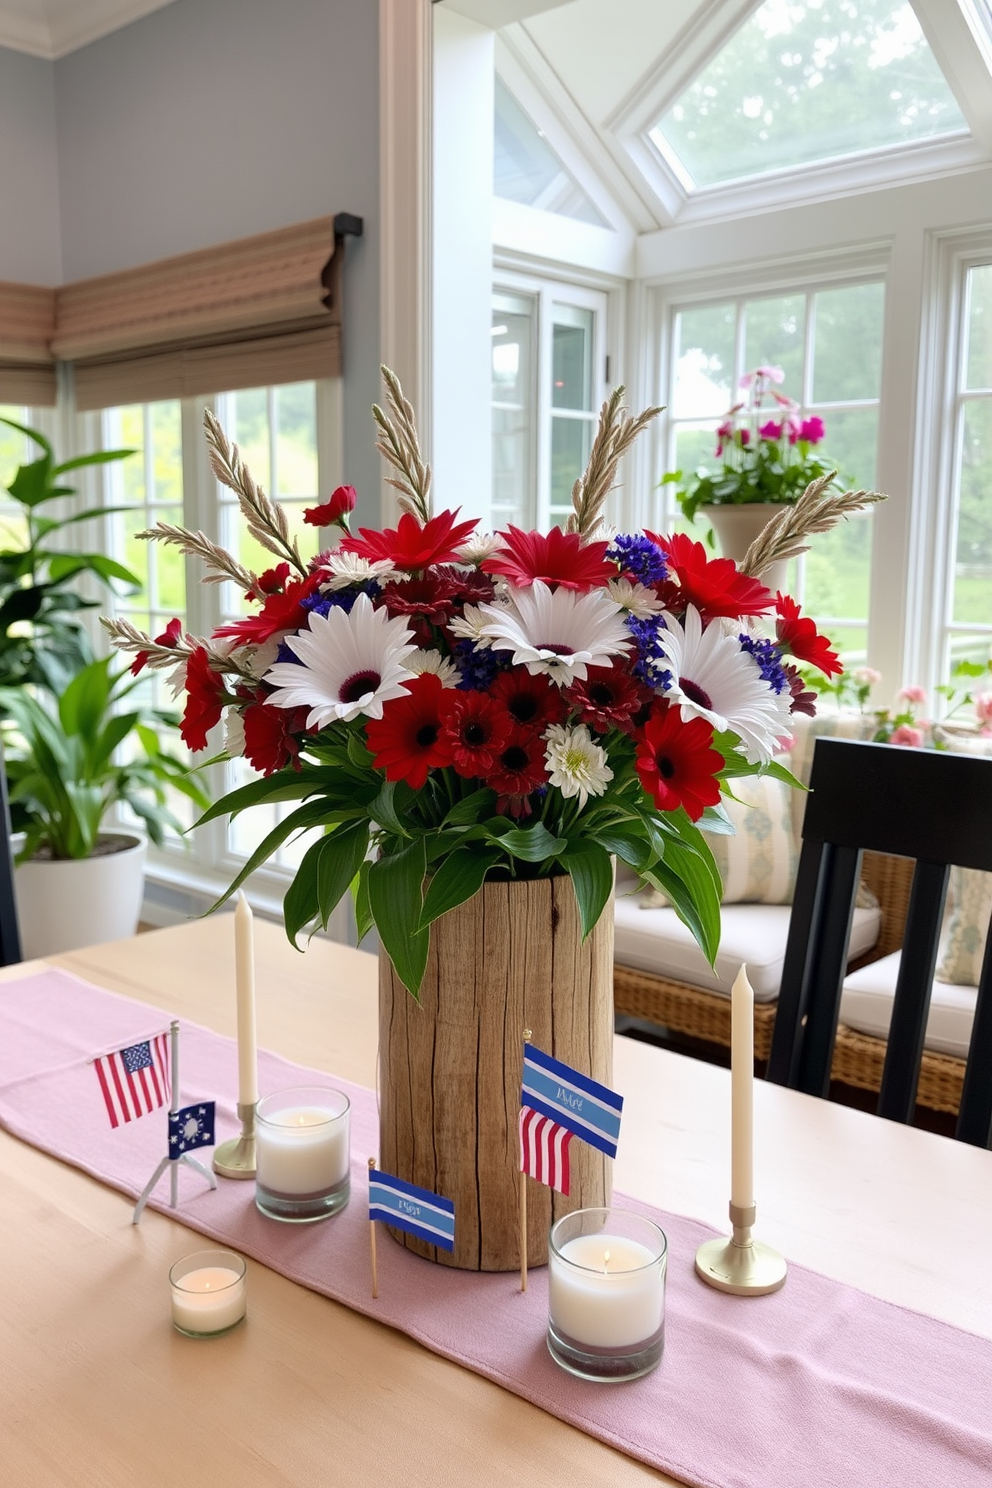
(699, 503, 790, 595)
(14, 834, 147, 960)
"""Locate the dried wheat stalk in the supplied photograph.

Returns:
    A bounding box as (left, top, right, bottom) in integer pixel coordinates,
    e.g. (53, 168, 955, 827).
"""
(372, 366, 433, 522)
(739, 474, 887, 579)
(566, 388, 663, 539)
(137, 520, 264, 601)
(100, 616, 255, 680)
(203, 408, 307, 576)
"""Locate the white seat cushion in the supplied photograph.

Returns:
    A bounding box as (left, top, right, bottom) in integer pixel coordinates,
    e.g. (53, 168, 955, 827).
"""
(613, 895, 882, 1005)
(841, 951, 978, 1061)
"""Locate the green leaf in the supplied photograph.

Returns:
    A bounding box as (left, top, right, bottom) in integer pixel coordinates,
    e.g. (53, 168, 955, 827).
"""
(420, 846, 500, 929)
(195, 768, 328, 824)
(561, 842, 614, 938)
(48, 553, 141, 588)
(645, 837, 722, 965)
(697, 802, 735, 836)
(52, 448, 135, 475)
(589, 824, 651, 870)
(367, 780, 413, 837)
(495, 821, 567, 862)
(353, 860, 374, 943)
(442, 788, 497, 826)
(206, 798, 335, 910)
(315, 821, 370, 929)
(283, 837, 325, 946)
(368, 838, 429, 998)
(0, 415, 52, 458)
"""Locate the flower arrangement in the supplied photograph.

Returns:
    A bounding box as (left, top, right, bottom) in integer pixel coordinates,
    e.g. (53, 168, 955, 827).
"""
(104, 371, 877, 997)
(664, 365, 843, 525)
(814, 658, 992, 747)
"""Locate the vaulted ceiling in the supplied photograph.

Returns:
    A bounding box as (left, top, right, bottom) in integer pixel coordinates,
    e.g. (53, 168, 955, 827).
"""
(0, 0, 175, 58)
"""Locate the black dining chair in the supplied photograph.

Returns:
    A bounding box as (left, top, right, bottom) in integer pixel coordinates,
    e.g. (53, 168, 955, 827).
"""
(767, 737, 992, 1148)
(0, 744, 22, 966)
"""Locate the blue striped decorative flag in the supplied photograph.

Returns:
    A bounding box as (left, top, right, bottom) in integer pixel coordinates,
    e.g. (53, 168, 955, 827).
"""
(520, 1042, 623, 1160)
(368, 1169, 455, 1252)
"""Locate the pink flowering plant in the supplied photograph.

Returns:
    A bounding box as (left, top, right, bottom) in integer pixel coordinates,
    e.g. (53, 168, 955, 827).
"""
(103, 372, 861, 998)
(665, 365, 844, 525)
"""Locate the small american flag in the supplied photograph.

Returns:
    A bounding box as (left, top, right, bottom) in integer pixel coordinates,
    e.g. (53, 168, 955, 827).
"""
(519, 1106, 574, 1195)
(93, 1035, 171, 1128)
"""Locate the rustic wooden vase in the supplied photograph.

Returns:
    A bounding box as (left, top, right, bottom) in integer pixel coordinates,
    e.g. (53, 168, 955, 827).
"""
(378, 874, 614, 1271)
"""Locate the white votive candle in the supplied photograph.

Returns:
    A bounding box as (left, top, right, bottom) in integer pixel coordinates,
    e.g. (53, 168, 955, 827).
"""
(255, 1086, 351, 1222)
(170, 1250, 247, 1337)
(547, 1208, 667, 1381)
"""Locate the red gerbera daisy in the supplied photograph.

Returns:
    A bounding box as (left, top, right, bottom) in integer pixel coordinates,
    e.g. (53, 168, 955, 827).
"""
(364, 673, 454, 789)
(181, 647, 229, 752)
(242, 700, 307, 776)
(482, 526, 613, 591)
(441, 690, 513, 778)
(565, 663, 652, 735)
(775, 594, 842, 677)
(215, 572, 323, 645)
(490, 669, 567, 732)
(634, 702, 724, 822)
(341, 508, 478, 570)
(488, 729, 550, 816)
(648, 532, 774, 621)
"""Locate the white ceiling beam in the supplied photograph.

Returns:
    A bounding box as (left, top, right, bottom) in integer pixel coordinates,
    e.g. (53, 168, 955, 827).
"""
(912, 0, 992, 152)
(439, 0, 572, 26)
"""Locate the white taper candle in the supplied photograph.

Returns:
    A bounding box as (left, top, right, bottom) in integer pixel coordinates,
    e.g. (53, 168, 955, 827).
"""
(234, 891, 259, 1107)
(730, 963, 754, 1211)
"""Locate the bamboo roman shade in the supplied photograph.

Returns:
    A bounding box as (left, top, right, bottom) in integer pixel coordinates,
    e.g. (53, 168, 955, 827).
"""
(0, 282, 57, 406)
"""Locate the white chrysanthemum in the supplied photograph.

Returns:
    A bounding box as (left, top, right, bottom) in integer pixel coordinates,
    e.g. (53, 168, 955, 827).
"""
(405, 649, 460, 687)
(657, 604, 793, 765)
(608, 576, 664, 620)
(448, 602, 495, 647)
(224, 710, 246, 758)
(262, 592, 418, 727)
(544, 723, 613, 809)
(321, 550, 399, 591)
(478, 580, 631, 686)
(456, 531, 503, 565)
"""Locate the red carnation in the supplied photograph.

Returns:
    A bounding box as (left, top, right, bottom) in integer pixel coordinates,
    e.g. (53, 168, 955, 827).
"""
(215, 572, 322, 645)
(341, 508, 478, 570)
(364, 673, 454, 789)
(488, 729, 549, 817)
(242, 700, 307, 776)
(775, 594, 841, 677)
(649, 532, 775, 621)
(482, 526, 613, 591)
(565, 663, 652, 735)
(303, 485, 357, 529)
(130, 616, 183, 676)
(434, 564, 495, 610)
(251, 562, 291, 597)
(634, 702, 724, 822)
(181, 647, 229, 751)
(784, 662, 817, 716)
(490, 669, 567, 733)
(441, 690, 513, 778)
(380, 571, 457, 646)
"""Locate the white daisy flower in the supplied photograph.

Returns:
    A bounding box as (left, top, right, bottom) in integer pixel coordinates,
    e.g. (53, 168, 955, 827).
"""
(405, 649, 460, 687)
(262, 592, 418, 728)
(456, 531, 503, 565)
(544, 724, 613, 809)
(657, 604, 793, 765)
(224, 710, 246, 758)
(320, 550, 399, 591)
(448, 602, 496, 647)
(608, 576, 664, 620)
(478, 580, 631, 687)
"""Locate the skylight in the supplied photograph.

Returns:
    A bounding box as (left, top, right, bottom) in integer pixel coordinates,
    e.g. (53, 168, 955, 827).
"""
(651, 0, 970, 189)
(494, 78, 609, 228)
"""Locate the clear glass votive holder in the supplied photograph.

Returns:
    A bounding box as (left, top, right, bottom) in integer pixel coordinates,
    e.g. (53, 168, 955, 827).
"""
(170, 1249, 247, 1338)
(255, 1085, 351, 1223)
(547, 1207, 667, 1382)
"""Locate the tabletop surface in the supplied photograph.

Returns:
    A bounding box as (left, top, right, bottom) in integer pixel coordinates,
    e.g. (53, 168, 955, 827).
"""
(1, 916, 989, 1488)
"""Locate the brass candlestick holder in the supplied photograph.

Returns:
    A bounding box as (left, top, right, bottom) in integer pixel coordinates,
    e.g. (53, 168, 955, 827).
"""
(694, 1202, 787, 1296)
(213, 1101, 257, 1179)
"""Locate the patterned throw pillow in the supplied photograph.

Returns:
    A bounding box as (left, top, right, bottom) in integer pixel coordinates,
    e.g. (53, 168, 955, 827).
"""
(936, 867, 992, 987)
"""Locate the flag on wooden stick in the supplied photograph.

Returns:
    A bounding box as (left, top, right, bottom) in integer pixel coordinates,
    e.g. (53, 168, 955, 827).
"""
(93, 1034, 171, 1128)
(519, 1041, 623, 1197)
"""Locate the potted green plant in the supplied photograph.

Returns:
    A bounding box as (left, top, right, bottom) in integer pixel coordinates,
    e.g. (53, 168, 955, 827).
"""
(0, 657, 210, 958)
(0, 415, 138, 696)
(662, 365, 844, 591)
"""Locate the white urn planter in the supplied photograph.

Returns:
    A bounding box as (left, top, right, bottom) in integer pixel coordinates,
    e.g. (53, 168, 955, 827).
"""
(14, 833, 147, 960)
(699, 503, 790, 594)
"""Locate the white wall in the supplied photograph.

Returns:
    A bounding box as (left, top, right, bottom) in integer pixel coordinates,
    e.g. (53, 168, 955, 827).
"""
(0, 45, 62, 283)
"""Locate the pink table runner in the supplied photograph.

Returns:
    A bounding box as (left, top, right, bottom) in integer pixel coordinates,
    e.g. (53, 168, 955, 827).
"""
(1, 967, 990, 1488)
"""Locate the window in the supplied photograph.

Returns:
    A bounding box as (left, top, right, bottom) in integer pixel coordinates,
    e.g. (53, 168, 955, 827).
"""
(0, 406, 43, 552)
(494, 77, 608, 227)
(943, 261, 992, 675)
(491, 276, 607, 531)
(652, 0, 968, 189)
(662, 279, 886, 660)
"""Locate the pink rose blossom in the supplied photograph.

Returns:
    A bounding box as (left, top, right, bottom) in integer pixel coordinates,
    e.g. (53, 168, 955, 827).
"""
(853, 666, 882, 686)
(890, 724, 924, 748)
(896, 685, 927, 705)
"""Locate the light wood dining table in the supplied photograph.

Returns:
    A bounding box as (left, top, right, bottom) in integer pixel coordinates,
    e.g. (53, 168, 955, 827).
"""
(1, 916, 990, 1488)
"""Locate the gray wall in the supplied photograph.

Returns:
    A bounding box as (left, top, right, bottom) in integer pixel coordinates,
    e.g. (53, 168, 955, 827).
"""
(0, 46, 62, 283)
